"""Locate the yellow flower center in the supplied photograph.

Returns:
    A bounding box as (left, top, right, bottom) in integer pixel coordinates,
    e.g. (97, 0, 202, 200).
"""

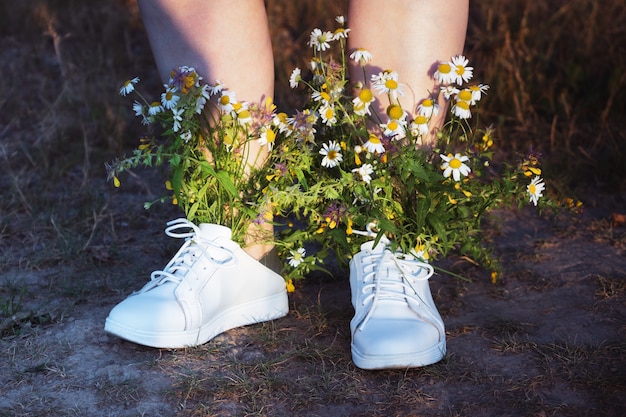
(368, 134, 381, 144)
(455, 65, 466, 75)
(421, 98, 433, 108)
(325, 107, 334, 120)
(265, 129, 276, 143)
(359, 88, 373, 102)
(327, 150, 337, 160)
(449, 158, 462, 169)
(438, 63, 451, 74)
(385, 79, 398, 90)
(387, 104, 403, 120)
(415, 115, 428, 125)
(220, 95, 230, 105)
(458, 90, 473, 102)
(321, 91, 331, 102)
(529, 184, 536, 194)
(388, 120, 398, 131)
(456, 101, 470, 110)
(238, 109, 251, 120)
(165, 91, 174, 101)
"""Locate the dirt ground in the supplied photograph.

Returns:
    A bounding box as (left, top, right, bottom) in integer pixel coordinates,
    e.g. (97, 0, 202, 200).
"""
(1, 174, 625, 416)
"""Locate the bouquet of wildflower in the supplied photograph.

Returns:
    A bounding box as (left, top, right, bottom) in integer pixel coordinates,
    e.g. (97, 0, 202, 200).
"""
(107, 67, 282, 245)
(265, 18, 550, 283)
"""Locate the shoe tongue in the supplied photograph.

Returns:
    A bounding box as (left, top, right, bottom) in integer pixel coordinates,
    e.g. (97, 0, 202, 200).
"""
(197, 223, 232, 241)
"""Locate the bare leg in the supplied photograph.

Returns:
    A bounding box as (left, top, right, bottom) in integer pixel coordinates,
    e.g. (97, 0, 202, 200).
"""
(138, 0, 275, 259)
(348, 0, 469, 142)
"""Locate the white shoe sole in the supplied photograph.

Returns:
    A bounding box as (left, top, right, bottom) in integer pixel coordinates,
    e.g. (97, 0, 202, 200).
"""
(351, 339, 446, 370)
(104, 291, 288, 348)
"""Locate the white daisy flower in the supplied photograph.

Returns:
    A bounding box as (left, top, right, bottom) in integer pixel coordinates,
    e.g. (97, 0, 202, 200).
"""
(410, 115, 430, 136)
(451, 100, 472, 119)
(434, 61, 456, 85)
(312, 90, 332, 104)
(363, 134, 385, 154)
(119, 77, 139, 96)
(287, 247, 306, 268)
(206, 80, 224, 96)
(319, 140, 343, 168)
(379, 117, 407, 138)
(194, 84, 211, 113)
(451, 55, 473, 84)
(258, 127, 276, 151)
(527, 176, 546, 206)
(469, 84, 490, 104)
(441, 85, 460, 100)
(289, 67, 301, 89)
(352, 87, 375, 116)
(416, 98, 440, 118)
(308, 28, 334, 51)
(349, 48, 373, 65)
(319, 103, 337, 126)
(218, 90, 237, 113)
(132, 101, 144, 117)
(171, 107, 184, 132)
(372, 70, 404, 100)
(440, 153, 471, 181)
(148, 101, 163, 116)
(352, 163, 374, 184)
(161, 87, 180, 109)
(180, 131, 192, 143)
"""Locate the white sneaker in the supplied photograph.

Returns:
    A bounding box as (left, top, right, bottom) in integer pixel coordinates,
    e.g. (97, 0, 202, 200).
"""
(349, 239, 446, 369)
(104, 218, 288, 348)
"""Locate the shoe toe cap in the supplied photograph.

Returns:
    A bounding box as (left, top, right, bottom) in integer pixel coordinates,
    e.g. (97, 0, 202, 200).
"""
(352, 318, 442, 356)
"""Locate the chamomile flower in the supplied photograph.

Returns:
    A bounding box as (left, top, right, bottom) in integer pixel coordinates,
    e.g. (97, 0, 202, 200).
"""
(119, 77, 139, 96)
(236, 103, 252, 125)
(258, 126, 277, 151)
(441, 153, 471, 181)
(287, 247, 306, 268)
(451, 55, 473, 84)
(410, 115, 430, 136)
(319, 103, 337, 126)
(289, 67, 302, 89)
(148, 101, 163, 116)
(319, 140, 343, 168)
(352, 163, 374, 184)
(352, 87, 375, 116)
(161, 87, 180, 109)
(194, 84, 211, 113)
(440, 85, 460, 100)
(451, 100, 472, 119)
(349, 48, 373, 65)
(468, 84, 489, 104)
(207, 80, 224, 96)
(434, 61, 455, 85)
(334, 27, 350, 39)
(527, 176, 545, 206)
(379, 117, 407, 138)
(312, 89, 332, 104)
(180, 130, 192, 143)
(416, 97, 440, 118)
(309, 28, 334, 51)
(171, 107, 184, 132)
(335, 15, 345, 25)
(364, 133, 385, 154)
(218, 90, 236, 113)
(372, 70, 404, 100)
(132, 101, 144, 117)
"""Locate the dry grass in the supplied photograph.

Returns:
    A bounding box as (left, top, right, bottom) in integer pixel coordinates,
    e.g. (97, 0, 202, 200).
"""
(1, 0, 625, 416)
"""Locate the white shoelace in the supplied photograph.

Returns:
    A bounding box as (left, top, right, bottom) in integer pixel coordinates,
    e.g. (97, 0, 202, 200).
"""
(357, 250, 434, 331)
(140, 219, 235, 292)
(353, 223, 435, 331)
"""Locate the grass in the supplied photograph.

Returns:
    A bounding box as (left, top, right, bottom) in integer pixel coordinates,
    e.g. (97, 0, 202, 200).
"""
(1, 0, 625, 416)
